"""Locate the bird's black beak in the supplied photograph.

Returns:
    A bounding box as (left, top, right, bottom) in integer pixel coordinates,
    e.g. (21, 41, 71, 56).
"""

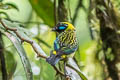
(52, 27, 56, 31)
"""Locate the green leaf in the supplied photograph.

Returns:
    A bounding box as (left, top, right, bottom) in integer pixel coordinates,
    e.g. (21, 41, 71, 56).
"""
(0, 19, 33, 79)
(4, 51, 17, 80)
(98, 50, 104, 60)
(0, 0, 3, 2)
(1, 19, 18, 28)
(2, 19, 33, 40)
(77, 70, 88, 80)
(0, 23, 5, 32)
(3, 31, 33, 80)
(35, 37, 51, 48)
(4, 2, 19, 11)
(97, 5, 106, 12)
(0, 2, 19, 11)
(1, 19, 47, 57)
(29, 0, 54, 27)
(0, 19, 48, 79)
(0, 11, 10, 19)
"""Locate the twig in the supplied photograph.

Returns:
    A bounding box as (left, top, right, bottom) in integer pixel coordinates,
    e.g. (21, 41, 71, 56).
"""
(31, 42, 47, 59)
(0, 19, 46, 58)
(0, 19, 64, 76)
(53, 65, 64, 76)
(66, 64, 80, 74)
(66, 64, 88, 80)
(0, 19, 17, 31)
(58, 0, 68, 22)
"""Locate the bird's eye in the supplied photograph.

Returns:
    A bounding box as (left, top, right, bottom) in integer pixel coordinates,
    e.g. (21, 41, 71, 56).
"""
(59, 26, 66, 30)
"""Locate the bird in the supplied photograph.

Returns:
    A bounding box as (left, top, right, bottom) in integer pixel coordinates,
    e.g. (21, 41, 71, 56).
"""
(46, 22, 78, 66)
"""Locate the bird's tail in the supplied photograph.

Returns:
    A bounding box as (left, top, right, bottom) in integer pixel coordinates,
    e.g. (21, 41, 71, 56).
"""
(46, 51, 62, 66)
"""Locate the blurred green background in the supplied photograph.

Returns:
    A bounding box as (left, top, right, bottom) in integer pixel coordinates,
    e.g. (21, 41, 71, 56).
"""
(0, 0, 120, 80)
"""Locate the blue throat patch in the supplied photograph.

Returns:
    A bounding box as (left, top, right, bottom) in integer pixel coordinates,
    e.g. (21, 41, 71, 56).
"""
(59, 26, 66, 30)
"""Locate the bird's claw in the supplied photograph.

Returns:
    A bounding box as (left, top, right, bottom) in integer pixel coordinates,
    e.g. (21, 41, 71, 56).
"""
(65, 73, 71, 77)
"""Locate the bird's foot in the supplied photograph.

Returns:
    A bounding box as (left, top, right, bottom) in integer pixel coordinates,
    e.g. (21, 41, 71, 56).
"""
(65, 73, 72, 80)
(64, 72, 72, 77)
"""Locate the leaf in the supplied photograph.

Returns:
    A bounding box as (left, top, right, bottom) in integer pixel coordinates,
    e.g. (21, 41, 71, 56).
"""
(98, 50, 104, 60)
(1, 19, 47, 57)
(97, 5, 106, 12)
(29, 0, 54, 27)
(4, 51, 17, 80)
(0, 0, 3, 2)
(0, 23, 5, 32)
(4, 2, 19, 11)
(35, 37, 51, 48)
(2, 31, 33, 80)
(67, 58, 88, 80)
(77, 70, 88, 80)
(0, 2, 19, 11)
(0, 19, 48, 79)
(16, 27, 32, 41)
(2, 19, 33, 41)
(0, 11, 10, 19)
(2, 19, 20, 28)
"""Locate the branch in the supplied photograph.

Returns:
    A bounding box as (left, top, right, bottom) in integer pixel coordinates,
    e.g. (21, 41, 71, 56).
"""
(0, 19, 17, 31)
(0, 19, 64, 77)
(66, 64, 88, 80)
(58, 0, 68, 22)
(53, 66, 64, 76)
(0, 19, 47, 58)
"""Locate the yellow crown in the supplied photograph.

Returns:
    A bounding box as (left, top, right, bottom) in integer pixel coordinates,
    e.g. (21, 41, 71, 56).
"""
(62, 22, 75, 30)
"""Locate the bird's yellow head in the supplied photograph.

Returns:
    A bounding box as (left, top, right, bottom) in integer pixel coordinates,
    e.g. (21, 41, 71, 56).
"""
(52, 22, 75, 33)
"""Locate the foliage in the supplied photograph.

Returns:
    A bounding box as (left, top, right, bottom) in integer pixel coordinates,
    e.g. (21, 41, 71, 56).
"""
(0, 1, 18, 19)
(29, 0, 54, 27)
(0, 0, 120, 80)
